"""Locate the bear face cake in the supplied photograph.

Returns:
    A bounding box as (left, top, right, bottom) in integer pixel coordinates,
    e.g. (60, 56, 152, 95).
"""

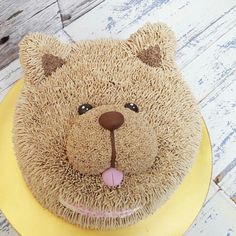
(13, 23, 201, 230)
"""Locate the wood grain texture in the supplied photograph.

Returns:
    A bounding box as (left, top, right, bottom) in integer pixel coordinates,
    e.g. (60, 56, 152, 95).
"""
(0, 211, 18, 236)
(177, 5, 236, 69)
(185, 190, 236, 235)
(64, 0, 236, 44)
(183, 26, 236, 102)
(58, 0, 104, 26)
(205, 182, 220, 203)
(55, 29, 74, 43)
(200, 71, 236, 179)
(0, 59, 21, 102)
(200, 72, 236, 198)
(215, 158, 236, 184)
(0, 0, 62, 70)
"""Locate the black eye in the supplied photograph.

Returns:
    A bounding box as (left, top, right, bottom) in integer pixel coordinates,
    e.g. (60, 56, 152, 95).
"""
(78, 104, 93, 115)
(124, 103, 139, 113)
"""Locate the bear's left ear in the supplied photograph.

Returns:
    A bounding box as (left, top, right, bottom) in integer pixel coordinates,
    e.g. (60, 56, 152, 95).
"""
(126, 23, 176, 69)
(19, 33, 72, 85)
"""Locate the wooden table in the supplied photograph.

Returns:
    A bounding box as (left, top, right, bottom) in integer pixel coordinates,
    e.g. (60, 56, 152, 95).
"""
(0, 0, 236, 235)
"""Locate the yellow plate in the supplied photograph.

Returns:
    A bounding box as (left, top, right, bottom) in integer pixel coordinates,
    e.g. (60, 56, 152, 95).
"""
(0, 79, 212, 236)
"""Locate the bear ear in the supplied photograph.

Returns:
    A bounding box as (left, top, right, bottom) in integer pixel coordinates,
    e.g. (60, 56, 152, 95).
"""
(19, 33, 72, 85)
(126, 23, 176, 70)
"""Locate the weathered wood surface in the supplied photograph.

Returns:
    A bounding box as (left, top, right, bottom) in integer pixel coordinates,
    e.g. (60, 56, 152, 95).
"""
(205, 182, 219, 203)
(65, 0, 236, 43)
(200, 72, 236, 179)
(58, 0, 104, 26)
(199, 71, 236, 202)
(176, 5, 236, 69)
(183, 27, 236, 102)
(186, 190, 236, 235)
(0, 212, 18, 236)
(0, 59, 21, 102)
(0, 0, 62, 70)
(0, 0, 236, 235)
(55, 28, 74, 43)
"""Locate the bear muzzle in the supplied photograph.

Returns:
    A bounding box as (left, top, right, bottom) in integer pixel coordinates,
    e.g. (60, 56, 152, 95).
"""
(66, 105, 158, 187)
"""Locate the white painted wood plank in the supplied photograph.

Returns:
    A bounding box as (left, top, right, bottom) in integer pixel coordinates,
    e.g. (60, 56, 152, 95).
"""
(58, 0, 104, 26)
(185, 190, 236, 236)
(0, 211, 18, 236)
(183, 26, 236, 102)
(65, 0, 235, 46)
(0, 60, 22, 103)
(205, 182, 220, 203)
(200, 71, 236, 179)
(55, 29, 73, 43)
(177, 5, 236, 69)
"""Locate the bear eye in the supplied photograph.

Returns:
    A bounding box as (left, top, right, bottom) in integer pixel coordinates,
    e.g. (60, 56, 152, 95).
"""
(78, 104, 93, 115)
(124, 103, 139, 113)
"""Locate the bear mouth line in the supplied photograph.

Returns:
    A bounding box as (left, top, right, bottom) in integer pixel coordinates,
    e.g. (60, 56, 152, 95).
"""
(59, 197, 141, 218)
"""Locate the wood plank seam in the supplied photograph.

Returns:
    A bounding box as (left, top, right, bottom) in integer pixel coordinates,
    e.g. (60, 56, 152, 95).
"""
(213, 183, 236, 205)
(29, 1, 57, 19)
(57, 0, 105, 27)
(214, 158, 236, 184)
(61, 29, 75, 42)
(55, 0, 64, 28)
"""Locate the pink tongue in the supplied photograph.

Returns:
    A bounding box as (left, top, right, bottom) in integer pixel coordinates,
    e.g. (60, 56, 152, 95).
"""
(102, 168, 124, 187)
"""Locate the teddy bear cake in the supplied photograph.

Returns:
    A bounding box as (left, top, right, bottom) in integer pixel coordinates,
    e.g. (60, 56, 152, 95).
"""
(13, 22, 201, 230)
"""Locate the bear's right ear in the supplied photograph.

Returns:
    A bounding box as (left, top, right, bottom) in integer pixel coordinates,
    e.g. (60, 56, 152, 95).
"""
(19, 33, 72, 85)
(126, 23, 176, 70)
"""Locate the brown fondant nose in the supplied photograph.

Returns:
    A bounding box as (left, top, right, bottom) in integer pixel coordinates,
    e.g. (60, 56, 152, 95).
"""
(99, 111, 124, 131)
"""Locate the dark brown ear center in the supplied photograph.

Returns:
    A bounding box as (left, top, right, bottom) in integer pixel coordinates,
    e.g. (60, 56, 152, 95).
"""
(42, 54, 65, 76)
(137, 45, 161, 67)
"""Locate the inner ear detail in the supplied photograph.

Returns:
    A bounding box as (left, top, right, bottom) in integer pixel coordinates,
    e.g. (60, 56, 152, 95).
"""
(137, 44, 161, 67)
(42, 54, 65, 76)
